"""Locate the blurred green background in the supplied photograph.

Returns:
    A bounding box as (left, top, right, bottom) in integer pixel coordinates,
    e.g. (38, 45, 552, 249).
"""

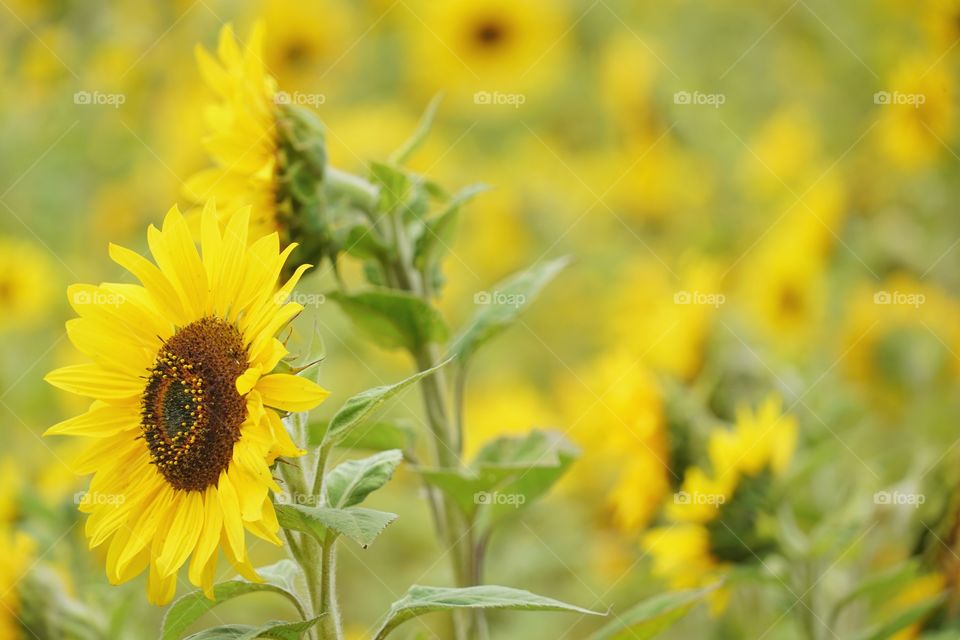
(3, 0, 960, 638)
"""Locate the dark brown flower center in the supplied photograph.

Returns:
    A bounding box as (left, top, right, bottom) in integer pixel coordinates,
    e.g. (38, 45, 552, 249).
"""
(140, 317, 249, 492)
(472, 19, 508, 47)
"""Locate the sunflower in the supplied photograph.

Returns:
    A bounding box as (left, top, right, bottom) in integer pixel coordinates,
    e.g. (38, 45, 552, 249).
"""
(559, 350, 672, 533)
(739, 107, 822, 197)
(875, 55, 953, 170)
(842, 274, 960, 399)
(184, 23, 282, 239)
(405, 0, 568, 109)
(44, 203, 329, 605)
(258, 0, 356, 92)
(737, 213, 829, 350)
(607, 257, 721, 382)
(0, 237, 56, 333)
(643, 395, 797, 613)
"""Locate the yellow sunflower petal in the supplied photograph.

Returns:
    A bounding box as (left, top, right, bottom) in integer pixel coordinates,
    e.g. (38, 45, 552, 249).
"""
(45, 364, 141, 400)
(156, 490, 205, 578)
(44, 402, 138, 438)
(188, 486, 223, 592)
(236, 365, 263, 396)
(216, 470, 246, 563)
(255, 374, 330, 412)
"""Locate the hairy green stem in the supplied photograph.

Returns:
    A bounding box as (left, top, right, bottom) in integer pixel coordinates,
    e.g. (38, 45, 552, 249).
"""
(327, 166, 484, 639)
(324, 165, 379, 215)
(320, 532, 343, 640)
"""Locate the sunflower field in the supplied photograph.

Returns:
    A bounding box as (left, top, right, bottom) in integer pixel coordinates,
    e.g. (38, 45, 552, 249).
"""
(2, 1, 960, 639)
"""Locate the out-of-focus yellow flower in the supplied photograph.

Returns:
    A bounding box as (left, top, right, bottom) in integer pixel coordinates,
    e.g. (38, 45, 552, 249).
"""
(0, 526, 35, 639)
(888, 572, 945, 640)
(462, 376, 554, 459)
(740, 107, 821, 196)
(598, 35, 662, 141)
(608, 257, 722, 381)
(875, 55, 953, 170)
(664, 467, 736, 525)
(184, 23, 280, 237)
(559, 351, 671, 533)
(19, 25, 75, 90)
(737, 213, 829, 348)
(0, 460, 21, 524)
(842, 274, 960, 395)
(642, 525, 729, 613)
(644, 395, 796, 613)
(0, 237, 56, 333)
(705, 394, 797, 482)
(921, 0, 960, 52)
(258, 0, 357, 91)
(404, 0, 568, 110)
(596, 138, 714, 223)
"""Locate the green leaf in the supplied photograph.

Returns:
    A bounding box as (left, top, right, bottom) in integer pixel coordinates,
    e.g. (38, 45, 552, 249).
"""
(418, 430, 577, 524)
(340, 419, 417, 452)
(327, 289, 448, 352)
(369, 162, 410, 213)
(476, 430, 578, 529)
(850, 594, 945, 640)
(184, 618, 322, 640)
(390, 94, 443, 166)
(323, 359, 452, 445)
(161, 571, 306, 640)
(414, 183, 489, 270)
(274, 504, 397, 548)
(257, 560, 304, 598)
(325, 449, 404, 508)
(588, 585, 717, 640)
(307, 419, 416, 452)
(451, 257, 570, 362)
(373, 585, 602, 639)
(339, 222, 385, 261)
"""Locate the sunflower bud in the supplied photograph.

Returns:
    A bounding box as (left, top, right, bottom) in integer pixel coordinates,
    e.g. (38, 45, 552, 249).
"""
(275, 104, 332, 275)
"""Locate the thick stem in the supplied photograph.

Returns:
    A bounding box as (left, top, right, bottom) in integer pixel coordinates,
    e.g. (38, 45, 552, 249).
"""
(326, 166, 483, 638)
(319, 533, 343, 640)
(324, 165, 379, 215)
